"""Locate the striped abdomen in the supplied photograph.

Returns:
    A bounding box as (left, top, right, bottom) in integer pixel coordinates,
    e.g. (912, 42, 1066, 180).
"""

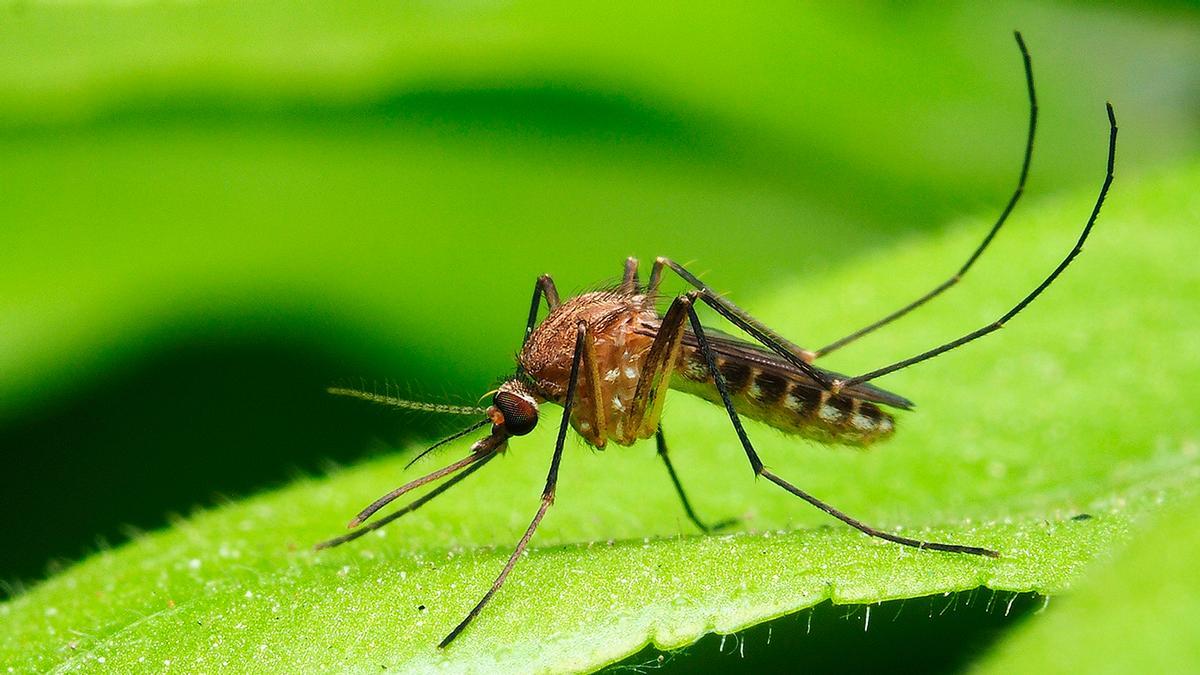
(671, 347, 896, 447)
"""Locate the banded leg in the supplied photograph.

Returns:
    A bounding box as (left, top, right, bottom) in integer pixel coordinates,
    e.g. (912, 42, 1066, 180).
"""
(815, 31, 1038, 358)
(656, 426, 736, 533)
(439, 321, 588, 648)
(683, 293, 998, 557)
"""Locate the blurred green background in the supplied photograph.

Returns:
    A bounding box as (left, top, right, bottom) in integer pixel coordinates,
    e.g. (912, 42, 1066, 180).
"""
(1, 0, 1197, 662)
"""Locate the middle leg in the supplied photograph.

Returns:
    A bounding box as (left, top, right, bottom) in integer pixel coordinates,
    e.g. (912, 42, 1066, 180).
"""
(438, 320, 589, 648)
(628, 292, 735, 532)
(682, 294, 999, 557)
(656, 425, 737, 533)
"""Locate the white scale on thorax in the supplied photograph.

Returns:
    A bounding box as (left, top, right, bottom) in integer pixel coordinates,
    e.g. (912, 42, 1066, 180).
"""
(609, 314, 645, 439)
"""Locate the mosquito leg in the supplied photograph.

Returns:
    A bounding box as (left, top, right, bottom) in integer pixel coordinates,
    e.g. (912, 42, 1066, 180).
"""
(757, 470, 998, 556)
(684, 296, 998, 557)
(834, 104, 1116, 392)
(523, 274, 561, 346)
(658, 102, 1116, 397)
(651, 258, 829, 388)
(578, 326, 609, 444)
(439, 321, 587, 648)
(814, 31, 1038, 359)
(314, 452, 498, 550)
(620, 256, 641, 294)
(656, 426, 737, 533)
(628, 291, 690, 438)
(632, 293, 737, 531)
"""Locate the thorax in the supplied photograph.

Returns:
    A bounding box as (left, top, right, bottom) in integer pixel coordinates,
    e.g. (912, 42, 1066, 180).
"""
(519, 291, 660, 446)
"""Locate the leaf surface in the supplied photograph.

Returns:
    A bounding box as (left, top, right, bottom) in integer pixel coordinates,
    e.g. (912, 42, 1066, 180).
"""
(3, 161, 1197, 673)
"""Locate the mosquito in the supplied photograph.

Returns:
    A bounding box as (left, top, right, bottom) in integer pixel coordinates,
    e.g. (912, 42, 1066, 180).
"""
(316, 32, 1118, 648)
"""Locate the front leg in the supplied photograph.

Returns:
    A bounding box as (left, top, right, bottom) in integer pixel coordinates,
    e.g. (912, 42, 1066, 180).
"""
(439, 321, 589, 648)
(522, 274, 561, 346)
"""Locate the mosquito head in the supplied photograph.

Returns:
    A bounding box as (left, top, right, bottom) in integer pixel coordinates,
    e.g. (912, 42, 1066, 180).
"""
(485, 379, 540, 437)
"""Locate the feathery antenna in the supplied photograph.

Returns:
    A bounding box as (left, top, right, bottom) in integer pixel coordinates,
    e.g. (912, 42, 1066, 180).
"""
(326, 384, 487, 416)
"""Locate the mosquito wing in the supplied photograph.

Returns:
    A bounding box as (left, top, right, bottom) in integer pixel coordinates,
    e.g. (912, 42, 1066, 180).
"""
(679, 326, 915, 410)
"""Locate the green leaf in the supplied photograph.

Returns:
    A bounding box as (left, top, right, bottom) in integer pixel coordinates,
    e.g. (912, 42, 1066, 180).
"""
(975, 492, 1200, 673)
(3, 157, 1197, 672)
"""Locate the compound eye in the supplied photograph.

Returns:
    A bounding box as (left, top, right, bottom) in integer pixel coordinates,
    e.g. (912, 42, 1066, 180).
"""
(493, 391, 538, 436)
